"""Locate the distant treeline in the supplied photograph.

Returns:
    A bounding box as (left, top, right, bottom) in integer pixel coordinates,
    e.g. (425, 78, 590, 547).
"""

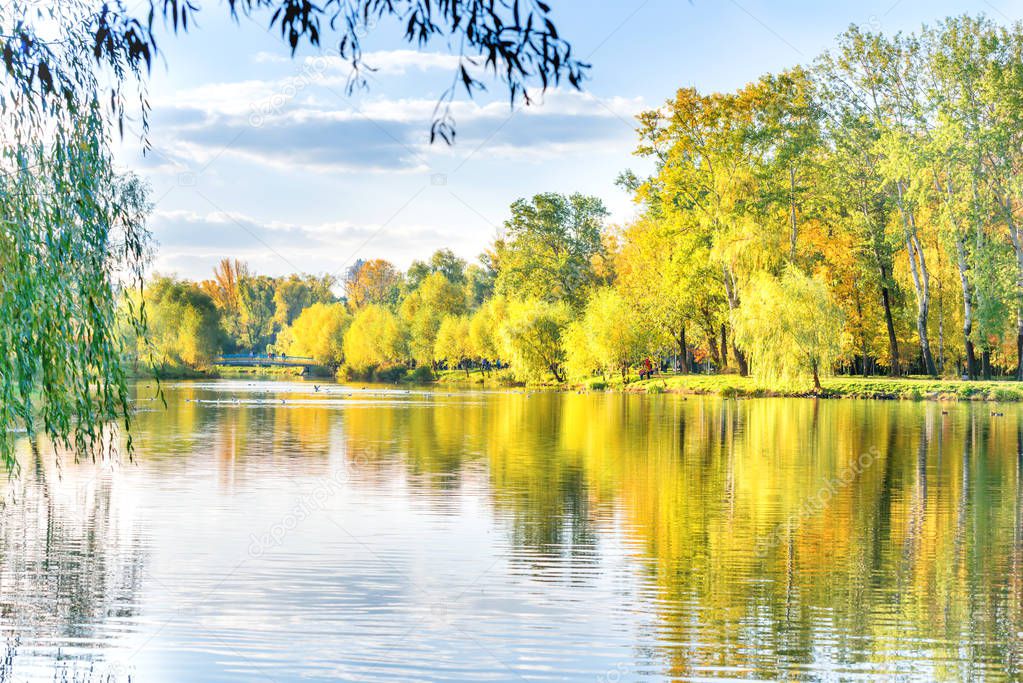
(126, 16, 1023, 388)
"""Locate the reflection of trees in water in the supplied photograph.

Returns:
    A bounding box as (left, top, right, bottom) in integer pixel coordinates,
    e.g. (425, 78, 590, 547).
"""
(0, 441, 147, 681)
(130, 384, 338, 479)
(343, 395, 602, 571)
(612, 401, 1023, 680)
(343, 393, 1023, 679)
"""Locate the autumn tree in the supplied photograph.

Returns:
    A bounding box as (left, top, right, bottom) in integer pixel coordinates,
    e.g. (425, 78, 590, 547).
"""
(0, 0, 584, 463)
(343, 305, 406, 373)
(141, 277, 224, 369)
(345, 259, 402, 309)
(400, 272, 467, 366)
(468, 297, 507, 364)
(565, 288, 655, 380)
(499, 299, 571, 382)
(434, 316, 473, 375)
(284, 303, 351, 367)
(732, 268, 844, 391)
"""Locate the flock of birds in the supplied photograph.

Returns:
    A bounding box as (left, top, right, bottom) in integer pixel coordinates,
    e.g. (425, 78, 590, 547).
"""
(178, 382, 473, 406)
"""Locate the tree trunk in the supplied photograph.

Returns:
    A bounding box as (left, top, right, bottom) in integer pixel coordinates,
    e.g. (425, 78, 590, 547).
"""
(720, 323, 728, 370)
(789, 165, 798, 261)
(964, 339, 977, 381)
(954, 228, 977, 380)
(982, 349, 992, 380)
(731, 341, 748, 377)
(678, 325, 689, 374)
(721, 265, 749, 377)
(879, 278, 900, 377)
(855, 289, 869, 377)
(707, 325, 721, 366)
(1017, 308, 1023, 381)
(998, 196, 1023, 381)
(551, 363, 565, 383)
(861, 198, 900, 377)
(811, 362, 821, 392)
(894, 180, 937, 376)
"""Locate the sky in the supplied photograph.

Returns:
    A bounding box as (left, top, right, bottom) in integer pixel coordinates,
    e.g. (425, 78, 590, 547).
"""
(119, 0, 1023, 283)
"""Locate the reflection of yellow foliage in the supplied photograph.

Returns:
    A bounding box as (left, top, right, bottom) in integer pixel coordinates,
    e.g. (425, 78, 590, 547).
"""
(340, 392, 1023, 679)
(132, 386, 1023, 680)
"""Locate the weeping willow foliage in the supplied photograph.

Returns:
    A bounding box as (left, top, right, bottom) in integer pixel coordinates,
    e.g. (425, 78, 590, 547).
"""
(731, 268, 844, 390)
(343, 305, 405, 372)
(1, 2, 152, 468)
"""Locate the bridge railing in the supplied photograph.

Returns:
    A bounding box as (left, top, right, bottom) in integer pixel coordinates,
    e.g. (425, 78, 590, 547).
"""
(214, 354, 318, 366)
(217, 353, 315, 362)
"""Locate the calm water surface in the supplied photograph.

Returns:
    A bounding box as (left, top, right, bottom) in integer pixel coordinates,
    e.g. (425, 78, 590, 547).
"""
(1, 379, 1021, 681)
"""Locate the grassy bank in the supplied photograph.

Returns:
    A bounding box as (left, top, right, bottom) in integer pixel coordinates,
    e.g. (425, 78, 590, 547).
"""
(135, 362, 1023, 402)
(619, 374, 1023, 401)
(434, 368, 523, 387)
(128, 365, 214, 380)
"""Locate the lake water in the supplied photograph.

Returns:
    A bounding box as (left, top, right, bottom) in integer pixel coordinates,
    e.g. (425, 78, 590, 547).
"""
(1, 379, 1021, 682)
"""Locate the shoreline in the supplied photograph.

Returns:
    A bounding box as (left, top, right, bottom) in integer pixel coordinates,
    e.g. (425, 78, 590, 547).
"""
(138, 368, 1023, 402)
(617, 375, 1023, 402)
(438, 371, 1023, 402)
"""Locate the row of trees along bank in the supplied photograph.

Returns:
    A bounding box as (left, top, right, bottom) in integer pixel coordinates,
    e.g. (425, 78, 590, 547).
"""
(125, 16, 1023, 389)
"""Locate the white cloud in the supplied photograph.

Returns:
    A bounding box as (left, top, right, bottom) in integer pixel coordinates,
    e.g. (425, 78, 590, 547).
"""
(147, 208, 487, 280)
(253, 49, 462, 75)
(142, 84, 644, 176)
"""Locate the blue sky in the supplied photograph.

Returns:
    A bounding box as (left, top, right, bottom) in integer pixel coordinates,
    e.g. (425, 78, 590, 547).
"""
(119, 0, 1023, 282)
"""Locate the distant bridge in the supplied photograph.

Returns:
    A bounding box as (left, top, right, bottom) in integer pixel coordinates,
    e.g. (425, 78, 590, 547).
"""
(215, 353, 318, 369)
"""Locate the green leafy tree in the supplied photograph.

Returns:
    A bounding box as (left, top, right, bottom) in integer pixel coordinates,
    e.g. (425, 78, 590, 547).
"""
(0, 130, 150, 465)
(142, 277, 224, 369)
(493, 193, 609, 309)
(406, 249, 468, 292)
(237, 275, 278, 350)
(464, 263, 496, 308)
(499, 299, 571, 382)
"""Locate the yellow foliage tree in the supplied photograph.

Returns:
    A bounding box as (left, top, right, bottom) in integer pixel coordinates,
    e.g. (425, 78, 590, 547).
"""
(343, 304, 405, 372)
(434, 315, 473, 375)
(468, 296, 507, 362)
(565, 287, 655, 380)
(284, 302, 351, 367)
(499, 298, 571, 382)
(400, 272, 467, 366)
(732, 267, 844, 390)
